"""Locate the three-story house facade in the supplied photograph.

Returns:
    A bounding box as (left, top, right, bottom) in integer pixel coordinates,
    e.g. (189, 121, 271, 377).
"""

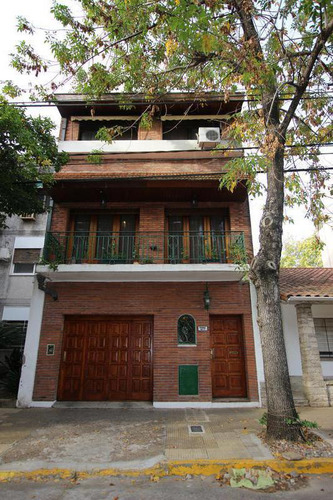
(17, 93, 262, 408)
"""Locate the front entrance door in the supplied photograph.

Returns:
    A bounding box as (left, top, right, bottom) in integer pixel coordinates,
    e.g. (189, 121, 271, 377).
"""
(58, 316, 153, 401)
(210, 315, 247, 398)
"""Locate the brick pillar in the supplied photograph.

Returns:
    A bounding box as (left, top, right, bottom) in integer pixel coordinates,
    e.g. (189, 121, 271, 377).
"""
(295, 304, 329, 407)
(139, 206, 165, 263)
(138, 119, 162, 140)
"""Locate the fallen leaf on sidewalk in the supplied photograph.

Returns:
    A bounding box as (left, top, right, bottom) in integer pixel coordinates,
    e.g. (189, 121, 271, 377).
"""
(150, 475, 160, 482)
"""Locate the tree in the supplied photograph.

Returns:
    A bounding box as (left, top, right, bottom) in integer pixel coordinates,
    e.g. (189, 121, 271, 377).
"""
(13, 0, 333, 440)
(281, 235, 323, 268)
(0, 94, 68, 226)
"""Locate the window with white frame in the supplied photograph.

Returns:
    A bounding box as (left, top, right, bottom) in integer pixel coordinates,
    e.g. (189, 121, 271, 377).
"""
(314, 318, 333, 359)
(12, 248, 41, 274)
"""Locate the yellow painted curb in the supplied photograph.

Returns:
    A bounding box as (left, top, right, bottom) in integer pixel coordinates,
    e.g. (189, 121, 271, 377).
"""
(0, 459, 333, 482)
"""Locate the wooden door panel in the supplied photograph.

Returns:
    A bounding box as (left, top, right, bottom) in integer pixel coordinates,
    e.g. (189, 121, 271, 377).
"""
(58, 317, 153, 401)
(211, 315, 247, 398)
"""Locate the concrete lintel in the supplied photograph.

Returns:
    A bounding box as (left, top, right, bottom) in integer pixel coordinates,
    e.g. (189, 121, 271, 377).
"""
(36, 264, 244, 283)
(27, 401, 56, 408)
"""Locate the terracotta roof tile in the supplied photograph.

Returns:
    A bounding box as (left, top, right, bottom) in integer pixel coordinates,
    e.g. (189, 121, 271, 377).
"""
(280, 268, 333, 299)
(54, 171, 222, 181)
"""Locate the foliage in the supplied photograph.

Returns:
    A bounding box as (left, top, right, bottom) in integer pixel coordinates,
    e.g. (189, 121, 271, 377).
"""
(0, 322, 25, 349)
(0, 349, 23, 396)
(0, 93, 68, 225)
(259, 412, 318, 430)
(0, 323, 25, 397)
(281, 235, 323, 268)
(12, 1, 333, 224)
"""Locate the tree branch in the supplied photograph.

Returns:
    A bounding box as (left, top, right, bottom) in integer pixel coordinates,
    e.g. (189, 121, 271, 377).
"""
(279, 18, 333, 138)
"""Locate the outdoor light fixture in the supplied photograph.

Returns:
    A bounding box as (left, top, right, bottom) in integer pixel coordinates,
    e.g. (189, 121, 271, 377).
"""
(204, 284, 211, 310)
(192, 194, 198, 207)
(100, 190, 106, 208)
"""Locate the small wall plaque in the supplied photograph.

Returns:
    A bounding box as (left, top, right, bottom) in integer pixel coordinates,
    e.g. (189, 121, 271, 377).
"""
(46, 344, 55, 356)
(198, 326, 208, 332)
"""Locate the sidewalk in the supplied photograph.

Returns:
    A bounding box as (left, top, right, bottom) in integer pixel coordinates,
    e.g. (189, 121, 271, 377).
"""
(0, 406, 332, 478)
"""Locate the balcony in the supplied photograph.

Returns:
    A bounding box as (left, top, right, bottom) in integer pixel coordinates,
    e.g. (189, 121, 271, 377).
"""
(37, 231, 246, 282)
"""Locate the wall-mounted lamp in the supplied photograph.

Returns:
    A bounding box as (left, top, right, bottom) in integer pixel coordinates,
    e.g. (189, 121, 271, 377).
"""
(192, 194, 198, 208)
(203, 284, 211, 310)
(100, 190, 106, 208)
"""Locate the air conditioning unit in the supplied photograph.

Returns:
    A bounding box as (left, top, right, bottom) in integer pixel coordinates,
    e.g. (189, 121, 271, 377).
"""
(20, 214, 36, 221)
(197, 127, 221, 149)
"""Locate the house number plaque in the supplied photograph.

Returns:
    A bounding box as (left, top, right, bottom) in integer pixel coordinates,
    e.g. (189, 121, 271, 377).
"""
(197, 326, 208, 332)
(46, 344, 55, 356)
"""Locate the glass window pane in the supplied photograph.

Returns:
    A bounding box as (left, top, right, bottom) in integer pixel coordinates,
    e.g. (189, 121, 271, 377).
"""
(168, 217, 183, 263)
(119, 215, 136, 261)
(178, 314, 196, 345)
(73, 215, 91, 262)
(13, 263, 34, 274)
(210, 216, 225, 233)
(210, 216, 226, 262)
(96, 215, 113, 261)
(314, 318, 333, 358)
(74, 215, 91, 233)
(189, 216, 204, 262)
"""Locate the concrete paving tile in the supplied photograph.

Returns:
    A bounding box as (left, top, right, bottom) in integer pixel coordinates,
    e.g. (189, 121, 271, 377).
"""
(166, 448, 208, 460)
(214, 431, 238, 441)
(239, 433, 273, 459)
(0, 444, 12, 455)
(185, 409, 210, 423)
(201, 439, 219, 449)
(214, 439, 249, 454)
(206, 447, 252, 459)
(0, 431, 30, 444)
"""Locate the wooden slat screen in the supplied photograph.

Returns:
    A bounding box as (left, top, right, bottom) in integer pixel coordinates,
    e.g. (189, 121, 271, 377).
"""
(13, 249, 41, 264)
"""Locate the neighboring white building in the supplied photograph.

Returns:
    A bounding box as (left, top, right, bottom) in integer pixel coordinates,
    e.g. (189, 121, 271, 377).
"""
(280, 268, 333, 406)
(0, 213, 47, 356)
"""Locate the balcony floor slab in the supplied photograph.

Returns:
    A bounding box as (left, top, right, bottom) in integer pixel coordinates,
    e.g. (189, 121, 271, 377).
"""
(36, 263, 244, 282)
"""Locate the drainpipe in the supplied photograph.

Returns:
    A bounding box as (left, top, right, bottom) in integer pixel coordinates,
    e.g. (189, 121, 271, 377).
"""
(46, 198, 54, 233)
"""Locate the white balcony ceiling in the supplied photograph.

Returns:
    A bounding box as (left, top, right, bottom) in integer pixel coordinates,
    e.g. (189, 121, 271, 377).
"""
(58, 139, 230, 154)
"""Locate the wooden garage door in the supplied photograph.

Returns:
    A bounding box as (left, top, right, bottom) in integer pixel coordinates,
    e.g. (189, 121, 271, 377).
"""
(210, 315, 247, 398)
(58, 316, 153, 401)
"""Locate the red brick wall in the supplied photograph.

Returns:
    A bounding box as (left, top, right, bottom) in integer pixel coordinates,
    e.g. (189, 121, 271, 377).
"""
(50, 204, 70, 232)
(229, 199, 253, 259)
(33, 281, 258, 402)
(139, 206, 165, 232)
(138, 119, 162, 140)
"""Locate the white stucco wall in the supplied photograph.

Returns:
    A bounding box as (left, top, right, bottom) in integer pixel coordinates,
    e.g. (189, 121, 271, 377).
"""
(0, 218, 47, 318)
(281, 304, 303, 376)
(17, 280, 46, 408)
(6, 276, 36, 301)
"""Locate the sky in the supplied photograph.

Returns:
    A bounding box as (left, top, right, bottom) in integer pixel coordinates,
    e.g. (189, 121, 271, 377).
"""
(1, 0, 327, 254)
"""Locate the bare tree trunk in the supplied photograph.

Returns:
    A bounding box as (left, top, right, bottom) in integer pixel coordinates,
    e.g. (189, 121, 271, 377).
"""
(250, 143, 301, 441)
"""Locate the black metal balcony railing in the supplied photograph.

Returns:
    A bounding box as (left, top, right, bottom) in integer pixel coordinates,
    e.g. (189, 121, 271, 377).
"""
(42, 231, 246, 266)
